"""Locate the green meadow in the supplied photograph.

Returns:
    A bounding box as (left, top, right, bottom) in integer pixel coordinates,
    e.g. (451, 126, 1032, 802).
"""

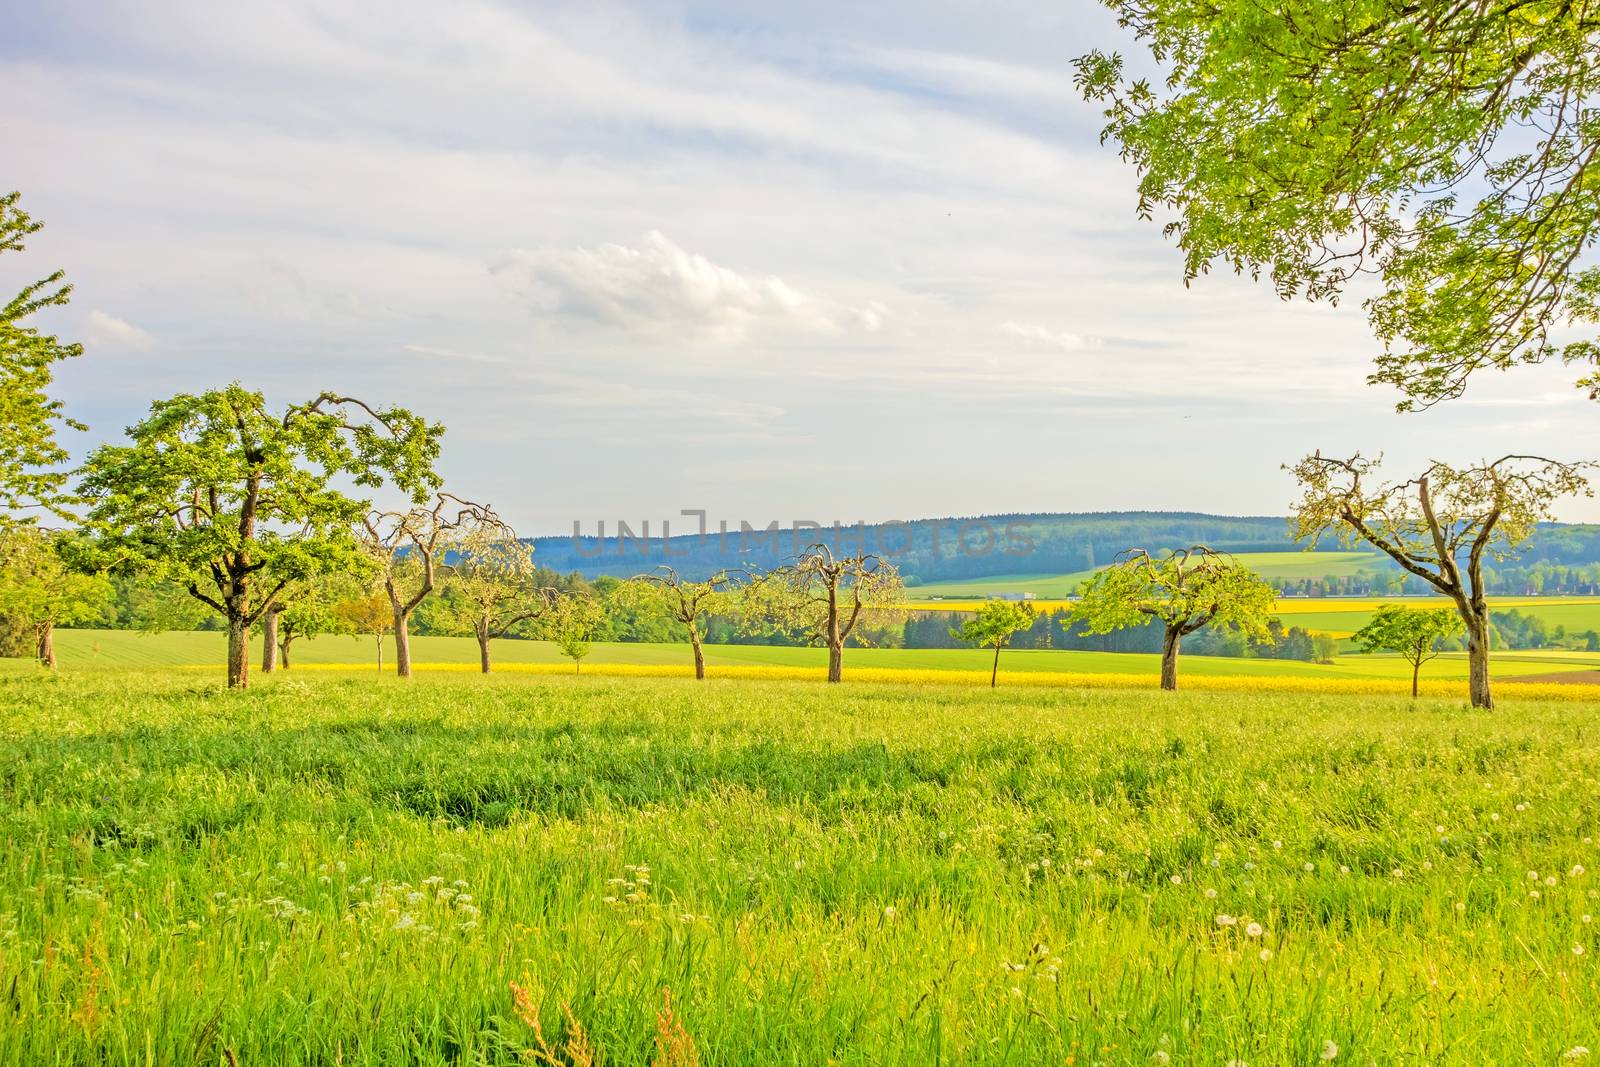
(2, 670, 1598, 1065)
(26, 627, 1600, 684)
(907, 552, 1387, 600)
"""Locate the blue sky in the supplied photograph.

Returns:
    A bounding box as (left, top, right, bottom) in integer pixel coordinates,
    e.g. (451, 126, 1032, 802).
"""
(5, 0, 1597, 533)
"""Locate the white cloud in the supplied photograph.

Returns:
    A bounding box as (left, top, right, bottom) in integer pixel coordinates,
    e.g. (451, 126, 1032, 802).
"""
(8, 0, 1598, 526)
(1000, 321, 1099, 352)
(86, 310, 154, 350)
(500, 231, 881, 342)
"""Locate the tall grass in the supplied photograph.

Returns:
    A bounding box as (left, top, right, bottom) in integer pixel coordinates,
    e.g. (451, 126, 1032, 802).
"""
(2, 671, 1597, 1064)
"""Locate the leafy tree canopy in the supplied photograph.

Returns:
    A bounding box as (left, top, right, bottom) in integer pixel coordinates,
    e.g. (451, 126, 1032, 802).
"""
(0, 527, 110, 638)
(1353, 605, 1463, 660)
(951, 600, 1037, 650)
(545, 592, 604, 671)
(1, 192, 83, 525)
(1074, 0, 1600, 408)
(1073, 546, 1277, 639)
(78, 384, 443, 686)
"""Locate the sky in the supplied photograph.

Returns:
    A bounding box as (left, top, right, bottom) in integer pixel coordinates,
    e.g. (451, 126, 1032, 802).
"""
(5, 0, 1598, 534)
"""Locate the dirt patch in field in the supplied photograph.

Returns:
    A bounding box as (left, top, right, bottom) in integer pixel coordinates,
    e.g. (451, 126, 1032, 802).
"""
(1507, 670, 1600, 685)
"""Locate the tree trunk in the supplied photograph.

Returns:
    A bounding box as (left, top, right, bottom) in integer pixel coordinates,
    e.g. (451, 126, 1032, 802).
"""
(690, 627, 706, 680)
(36, 621, 56, 669)
(261, 608, 279, 674)
(1466, 612, 1492, 709)
(1411, 660, 1420, 699)
(375, 634, 383, 673)
(826, 592, 843, 683)
(279, 634, 292, 670)
(227, 614, 249, 689)
(393, 609, 412, 678)
(990, 643, 1001, 688)
(1160, 627, 1181, 691)
(478, 629, 492, 674)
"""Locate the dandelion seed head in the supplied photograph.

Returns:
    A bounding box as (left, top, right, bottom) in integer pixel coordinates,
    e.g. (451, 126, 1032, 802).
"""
(1321, 1039, 1339, 1060)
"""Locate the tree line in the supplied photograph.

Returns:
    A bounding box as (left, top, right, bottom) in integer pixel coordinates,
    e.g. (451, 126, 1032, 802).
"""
(2, 189, 1593, 706)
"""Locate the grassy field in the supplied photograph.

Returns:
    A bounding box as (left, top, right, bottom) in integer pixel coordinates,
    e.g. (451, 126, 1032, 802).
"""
(1271, 597, 1600, 639)
(2, 670, 1598, 1064)
(25, 628, 1600, 700)
(907, 551, 1385, 600)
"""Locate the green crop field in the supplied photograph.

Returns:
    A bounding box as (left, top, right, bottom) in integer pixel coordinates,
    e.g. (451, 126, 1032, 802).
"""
(907, 551, 1386, 600)
(22, 628, 1600, 686)
(1272, 597, 1600, 639)
(2, 670, 1598, 1065)
(905, 592, 1600, 643)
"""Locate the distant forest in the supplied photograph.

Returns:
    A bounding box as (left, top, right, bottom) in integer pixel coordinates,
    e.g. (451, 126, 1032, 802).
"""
(532, 511, 1600, 594)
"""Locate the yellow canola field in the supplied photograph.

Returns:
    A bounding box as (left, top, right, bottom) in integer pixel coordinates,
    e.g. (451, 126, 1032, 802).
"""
(253, 660, 1600, 701)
